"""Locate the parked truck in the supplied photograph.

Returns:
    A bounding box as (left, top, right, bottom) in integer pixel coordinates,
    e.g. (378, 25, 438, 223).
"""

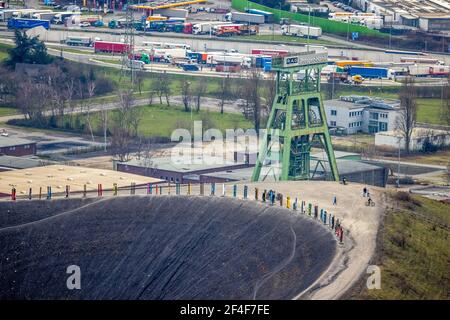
(347, 66, 388, 79)
(246, 8, 274, 23)
(408, 65, 450, 77)
(52, 12, 79, 24)
(225, 12, 265, 24)
(65, 36, 93, 47)
(94, 41, 131, 54)
(7, 18, 50, 30)
(281, 24, 322, 39)
(152, 48, 187, 63)
(327, 72, 364, 85)
(31, 12, 57, 20)
(192, 22, 226, 35)
(212, 24, 243, 36)
(208, 54, 252, 68)
(0, 9, 15, 21)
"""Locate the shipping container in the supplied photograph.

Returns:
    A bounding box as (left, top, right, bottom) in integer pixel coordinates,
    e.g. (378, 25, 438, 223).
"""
(281, 24, 322, 39)
(246, 8, 274, 23)
(251, 49, 289, 56)
(347, 66, 388, 78)
(7, 18, 50, 30)
(225, 12, 265, 24)
(94, 41, 130, 54)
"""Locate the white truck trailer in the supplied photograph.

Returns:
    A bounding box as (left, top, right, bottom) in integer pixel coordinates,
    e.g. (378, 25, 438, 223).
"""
(224, 12, 265, 24)
(192, 22, 228, 35)
(281, 24, 322, 39)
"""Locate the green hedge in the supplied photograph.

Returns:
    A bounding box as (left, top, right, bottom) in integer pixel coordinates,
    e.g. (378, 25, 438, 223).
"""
(232, 0, 384, 37)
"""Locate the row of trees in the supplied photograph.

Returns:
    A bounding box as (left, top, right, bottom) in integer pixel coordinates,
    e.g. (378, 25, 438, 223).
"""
(177, 70, 276, 133)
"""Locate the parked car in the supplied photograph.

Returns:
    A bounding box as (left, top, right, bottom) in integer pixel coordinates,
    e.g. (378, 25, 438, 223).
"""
(80, 21, 91, 27)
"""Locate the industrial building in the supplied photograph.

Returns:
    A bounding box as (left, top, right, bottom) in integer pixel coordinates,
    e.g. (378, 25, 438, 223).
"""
(114, 156, 251, 184)
(0, 136, 37, 157)
(375, 128, 450, 151)
(352, 0, 450, 32)
(199, 159, 388, 187)
(324, 96, 401, 135)
(0, 155, 46, 171)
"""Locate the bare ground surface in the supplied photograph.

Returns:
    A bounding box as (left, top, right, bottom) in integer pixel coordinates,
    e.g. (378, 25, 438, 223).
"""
(0, 195, 336, 300)
(0, 181, 383, 300)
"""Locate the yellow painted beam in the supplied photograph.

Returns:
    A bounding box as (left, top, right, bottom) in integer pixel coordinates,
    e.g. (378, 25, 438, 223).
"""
(131, 0, 206, 11)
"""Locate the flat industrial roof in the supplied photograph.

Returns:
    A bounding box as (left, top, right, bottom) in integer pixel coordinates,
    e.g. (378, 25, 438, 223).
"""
(0, 165, 163, 196)
(118, 156, 247, 173)
(202, 167, 255, 181)
(0, 155, 45, 169)
(324, 100, 366, 110)
(202, 159, 384, 182)
(0, 136, 35, 148)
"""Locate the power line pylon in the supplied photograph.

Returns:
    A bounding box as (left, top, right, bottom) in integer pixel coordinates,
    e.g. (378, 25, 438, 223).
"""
(121, 0, 135, 85)
(252, 51, 339, 182)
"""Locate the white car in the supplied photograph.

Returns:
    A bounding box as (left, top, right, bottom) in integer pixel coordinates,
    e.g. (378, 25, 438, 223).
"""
(80, 22, 91, 27)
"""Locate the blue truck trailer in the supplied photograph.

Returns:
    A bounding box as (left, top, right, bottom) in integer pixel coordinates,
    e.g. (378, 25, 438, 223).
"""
(246, 8, 274, 23)
(8, 18, 50, 30)
(348, 66, 388, 79)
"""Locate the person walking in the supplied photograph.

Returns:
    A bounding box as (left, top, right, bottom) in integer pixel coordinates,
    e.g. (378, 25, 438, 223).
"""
(363, 187, 367, 197)
(332, 196, 337, 205)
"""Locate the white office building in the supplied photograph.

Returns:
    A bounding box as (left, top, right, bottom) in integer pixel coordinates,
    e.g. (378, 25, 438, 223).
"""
(324, 96, 401, 135)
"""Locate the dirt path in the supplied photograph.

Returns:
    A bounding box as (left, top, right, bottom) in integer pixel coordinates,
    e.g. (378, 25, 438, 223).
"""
(239, 181, 384, 300)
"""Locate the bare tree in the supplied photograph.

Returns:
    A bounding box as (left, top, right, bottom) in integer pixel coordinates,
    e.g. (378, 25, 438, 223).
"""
(262, 72, 276, 116)
(180, 78, 192, 112)
(135, 70, 145, 95)
(442, 74, 450, 126)
(396, 77, 417, 154)
(193, 80, 207, 112)
(218, 74, 231, 114)
(111, 89, 142, 162)
(152, 72, 171, 106)
(85, 76, 97, 142)
(160, 72, 171, 106)
(244, 69, 263, 133)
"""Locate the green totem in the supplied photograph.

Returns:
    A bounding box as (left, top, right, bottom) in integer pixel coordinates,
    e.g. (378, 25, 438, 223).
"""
(252, 51, 339, 182)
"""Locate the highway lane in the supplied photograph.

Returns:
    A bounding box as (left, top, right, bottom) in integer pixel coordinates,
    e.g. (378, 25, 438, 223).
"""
(1, 36, 447, 87)
(1, 26, 449, 65)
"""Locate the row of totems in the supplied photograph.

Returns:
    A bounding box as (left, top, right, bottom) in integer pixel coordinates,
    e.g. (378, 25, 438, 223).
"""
(10, 181, 345, 244)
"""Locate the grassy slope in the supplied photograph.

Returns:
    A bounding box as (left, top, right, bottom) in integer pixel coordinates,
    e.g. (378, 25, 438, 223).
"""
(75, 104, 253, 138)
(0, 107, 19, 117)
(356, 193, 450, 300)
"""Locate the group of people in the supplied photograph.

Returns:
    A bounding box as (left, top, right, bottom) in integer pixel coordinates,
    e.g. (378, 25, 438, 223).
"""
(362, 186, 374, 206)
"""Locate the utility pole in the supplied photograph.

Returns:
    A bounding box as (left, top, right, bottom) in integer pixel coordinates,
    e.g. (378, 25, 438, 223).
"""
(307, 5, 311, 51)
(397, 136, 401, 188)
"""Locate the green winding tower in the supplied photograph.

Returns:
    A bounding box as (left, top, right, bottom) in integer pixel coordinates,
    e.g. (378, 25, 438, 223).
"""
(252, 51, 339, 182)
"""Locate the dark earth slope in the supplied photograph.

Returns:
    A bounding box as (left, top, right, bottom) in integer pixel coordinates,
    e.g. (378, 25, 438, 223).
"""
(0, 196, 336, 299)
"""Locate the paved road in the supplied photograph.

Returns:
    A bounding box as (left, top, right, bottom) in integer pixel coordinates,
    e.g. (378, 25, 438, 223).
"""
(1, 23, 449, 64)
(0, 94, 244, 124)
